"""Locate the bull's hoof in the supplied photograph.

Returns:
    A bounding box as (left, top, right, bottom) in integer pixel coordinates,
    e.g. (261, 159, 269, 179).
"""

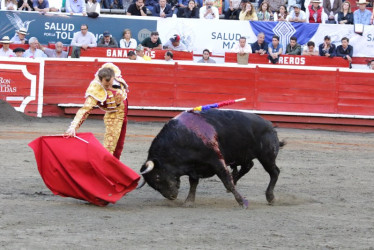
(266, 193, 275, 205)
(242, 199, 249, 209)
(183, 201, 195, 208)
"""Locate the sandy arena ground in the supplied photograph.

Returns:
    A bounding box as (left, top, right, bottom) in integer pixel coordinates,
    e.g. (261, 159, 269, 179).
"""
(1, 108, 374, 249)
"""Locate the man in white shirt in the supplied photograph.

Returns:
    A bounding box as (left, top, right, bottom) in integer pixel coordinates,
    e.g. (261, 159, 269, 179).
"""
(23, 37, 47, 58)
(200, 0, 219, 19)
(231, 37, 252, 55)
(0, 36, 15, 57)
(70, 24, 97, 58)
(287, 4, 307, 22)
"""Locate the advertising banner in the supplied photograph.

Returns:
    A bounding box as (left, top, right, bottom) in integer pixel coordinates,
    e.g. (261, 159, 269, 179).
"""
(0, 11, 157, 46)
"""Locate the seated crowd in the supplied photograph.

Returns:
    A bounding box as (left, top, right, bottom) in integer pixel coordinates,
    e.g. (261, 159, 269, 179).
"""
(1, 0, 373, 24)
(1, 22, 371, 70)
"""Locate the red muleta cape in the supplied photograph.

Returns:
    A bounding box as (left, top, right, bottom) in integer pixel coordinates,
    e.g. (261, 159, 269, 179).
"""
(28, 133, 140, 206)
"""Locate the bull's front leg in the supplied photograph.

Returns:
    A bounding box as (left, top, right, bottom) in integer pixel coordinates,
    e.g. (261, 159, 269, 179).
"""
(184, 177, 199, 207)
(215, 159, 249, 209)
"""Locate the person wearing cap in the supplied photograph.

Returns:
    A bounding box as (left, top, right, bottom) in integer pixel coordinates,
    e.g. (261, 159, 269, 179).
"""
(197, 49, 216, 63)
(10, 28, 29, 44)
(199, 0, 219, 19)
(98, 31, 118, 48)
(164, 51, 174, 61)
(306, 0, 327, 23)
(13, 48, 26, 57)
(33, 0, 50, 13)
(66, 0, 87, 15)
(141, 31, 162, 51)
(285, 36, 301, 55)
(353, 0, 372, 25)
(268, 35, 283, 64)
(23, 37, 47, 58)
(287, 3, 307, 22)
(337, 1, 354, 25)
(231, 36, 252, 55)
(40, 41, 68, 58)
(336, 37, 353, 68)
(162, 34, 188, 51)
(319, 35, 336, 58)
(322, 0, 341, 23)
(65, 63, 130, 159)
(135, 45, 152, 61)
(152, 0, 173, 17)
(0, 36, 15, 57)
(70, 24, 97, 58)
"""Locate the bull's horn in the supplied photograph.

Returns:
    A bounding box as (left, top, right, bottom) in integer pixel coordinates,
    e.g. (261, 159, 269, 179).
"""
(140, 161, 154, 175)
(136, 178, 146, 189)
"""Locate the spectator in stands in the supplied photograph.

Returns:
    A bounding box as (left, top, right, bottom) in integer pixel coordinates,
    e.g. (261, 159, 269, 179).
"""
(199, 0, 219, 19)
(177, 0, 199, 18)
(127, 0, 147, 16)
(33, 0, 50, 12)
(66, 0, 87, 15)
(251, 32, 268, 55)
(306, 0, 327, 23)
(141, 31, 162, 51)
(336, 37, 353, 68)
(178, 0, 189, 9)
(163, 34, 188, 51)
(49, 0, 62, 11)
(103, 0, 123, 9)
(197, 49, 216, 63)
(287, 3, 307, 22)
(135, 44, 152, 61)
(0, 36, 15, 57)
(319, 35, 336, 57)
(86, 0, 100, 17)
(239, 2, 258, 20)
(152, 0, 173, 17)
(41, 41, 68, 58)
(257, 1, 272, 21)
(368, 59, 374, 70)
(127, 50, 137, 60)
(11, 28, 29, 44)
(274, 5, 288, 21)
(24, 37, 47, 58)
(2, 0, 17, 9)
(18, 0, 34, 10)
(323, 0, 341, 23)
(13, 48, 26, 57)
(337, 1, 354, 24)
(225, 0, 241, 19)
(119, 29, 137, 49)
(268, 35, 283, 64)
(268, 0, 286, 14)
(167, 0, 180, 14)
(285, 36, 301, 55)
(287, 0, 306, 12)
(70, 24, 97, 58)
(98, 31, 119, 48)
(164, 51, 174, 61)
(231, 37, 252, 54)
(302, 41, 319, 55)
(354, 0, 372, 25)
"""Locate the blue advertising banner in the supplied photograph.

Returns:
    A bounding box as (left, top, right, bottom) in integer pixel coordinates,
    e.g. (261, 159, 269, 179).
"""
(0, 11, 157, 45)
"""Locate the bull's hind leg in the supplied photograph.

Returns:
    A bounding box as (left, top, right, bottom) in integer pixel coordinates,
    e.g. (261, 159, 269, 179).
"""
(215, 159, 249, 208)
(232, 161, 254, 185)
(184, 177, 199, 207)
(258, 157, 280, 204)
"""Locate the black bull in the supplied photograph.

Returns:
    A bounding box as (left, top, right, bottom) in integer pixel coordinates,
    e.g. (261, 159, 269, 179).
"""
(139, 109, 285, 208)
